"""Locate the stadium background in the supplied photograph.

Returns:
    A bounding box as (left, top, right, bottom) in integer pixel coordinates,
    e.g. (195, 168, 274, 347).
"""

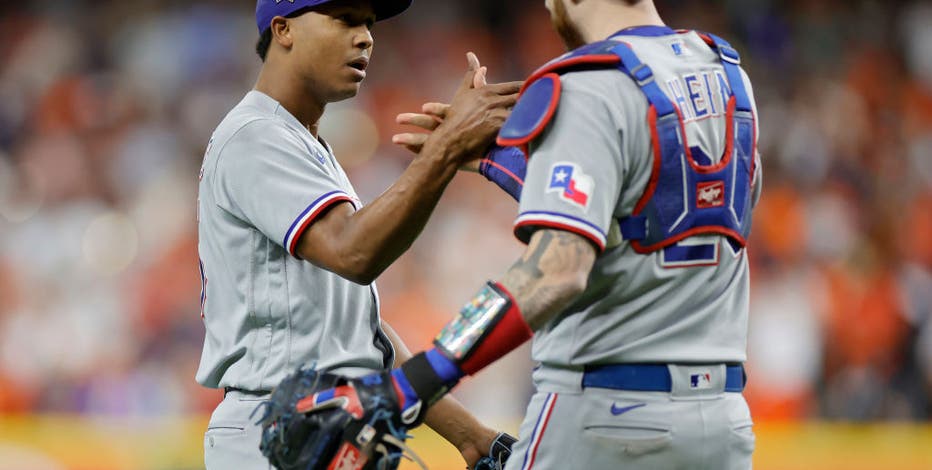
(0, 0, 930, 468)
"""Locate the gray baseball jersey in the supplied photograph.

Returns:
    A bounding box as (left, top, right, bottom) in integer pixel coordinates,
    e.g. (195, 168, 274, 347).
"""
(514, 30, 762, 367)
(196, 90, 392, 392)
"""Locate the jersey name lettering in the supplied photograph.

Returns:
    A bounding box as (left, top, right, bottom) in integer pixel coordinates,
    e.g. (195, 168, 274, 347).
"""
(665, 70, 731, 123)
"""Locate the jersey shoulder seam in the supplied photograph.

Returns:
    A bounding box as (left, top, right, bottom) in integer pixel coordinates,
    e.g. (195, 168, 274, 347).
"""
(211, 116, 286, 174)
(558, 69, 634, 98)
(557, 69, 646, 121)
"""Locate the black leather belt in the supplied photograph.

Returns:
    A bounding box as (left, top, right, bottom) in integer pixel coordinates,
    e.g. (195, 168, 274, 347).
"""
(223, 387, 271, 397)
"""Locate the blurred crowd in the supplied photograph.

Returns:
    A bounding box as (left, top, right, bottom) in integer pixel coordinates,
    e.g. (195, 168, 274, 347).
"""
(0, 0, 929, 424)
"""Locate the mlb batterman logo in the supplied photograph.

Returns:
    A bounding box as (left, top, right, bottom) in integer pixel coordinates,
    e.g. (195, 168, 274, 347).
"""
(690, 372, 713, 390)
(548, 162, 594, 210)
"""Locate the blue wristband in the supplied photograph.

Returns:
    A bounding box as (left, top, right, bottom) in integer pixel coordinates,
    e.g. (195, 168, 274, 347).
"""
(395, 348, 465, 416)
(480, 145, 526, 201)
(425, 348, 464, 385)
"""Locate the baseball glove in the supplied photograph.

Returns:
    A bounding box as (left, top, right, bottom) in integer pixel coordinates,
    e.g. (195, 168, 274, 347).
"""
(254, 367, 420, 470)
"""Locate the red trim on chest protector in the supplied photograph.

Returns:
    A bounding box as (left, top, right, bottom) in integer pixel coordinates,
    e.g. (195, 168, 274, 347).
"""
(459, 283, 533, 376)
(633, 98, 740, 215)
(496, 73, 562, 153)
(632, 226, 747, 254)
(496, 55, 621, 153)
(628, 99, 751, 253)
(523, 55, 620, 91)
(635, 106, 664, 215)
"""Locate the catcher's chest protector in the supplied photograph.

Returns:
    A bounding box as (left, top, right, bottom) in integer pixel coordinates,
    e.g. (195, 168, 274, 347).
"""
(498, 32, 756, 254)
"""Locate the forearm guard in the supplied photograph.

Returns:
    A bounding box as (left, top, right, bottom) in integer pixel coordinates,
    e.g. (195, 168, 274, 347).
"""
(393, 282, 533, 422)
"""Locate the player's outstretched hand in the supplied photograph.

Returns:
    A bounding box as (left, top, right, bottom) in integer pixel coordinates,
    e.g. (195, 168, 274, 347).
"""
(393, 103, 445, 155)
(393, 52, 486, 158)
(393, 53, 512, 173)
(394, 101, 485, 172)
(408, 52, 521, 168)
(395, 102, 527, 199)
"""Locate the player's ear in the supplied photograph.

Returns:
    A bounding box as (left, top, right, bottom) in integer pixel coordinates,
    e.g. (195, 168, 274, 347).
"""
(270, 16, 294, 50)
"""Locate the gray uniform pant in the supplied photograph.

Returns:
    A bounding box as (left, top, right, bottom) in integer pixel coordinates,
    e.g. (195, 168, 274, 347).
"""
(506, 365, 755, 470)
(204, 390, 271, 470)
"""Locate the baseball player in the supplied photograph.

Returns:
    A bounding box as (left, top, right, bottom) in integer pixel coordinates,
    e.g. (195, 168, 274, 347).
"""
(195, 0, 522, 468)
(300, 0, 763, 469)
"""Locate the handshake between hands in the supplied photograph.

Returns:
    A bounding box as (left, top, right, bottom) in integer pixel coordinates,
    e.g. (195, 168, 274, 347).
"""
(393, 52, 528, 202)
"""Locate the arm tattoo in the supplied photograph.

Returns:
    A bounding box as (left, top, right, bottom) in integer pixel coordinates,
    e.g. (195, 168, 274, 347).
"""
(509, 230, 552, 286)
(500, 229, 597, 329)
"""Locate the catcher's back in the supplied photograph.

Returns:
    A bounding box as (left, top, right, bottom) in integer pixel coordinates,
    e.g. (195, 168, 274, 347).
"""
(522, 29, 762, 369)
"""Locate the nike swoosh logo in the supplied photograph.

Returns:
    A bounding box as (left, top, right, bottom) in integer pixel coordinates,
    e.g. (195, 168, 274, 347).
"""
(610, 403, 646, 416)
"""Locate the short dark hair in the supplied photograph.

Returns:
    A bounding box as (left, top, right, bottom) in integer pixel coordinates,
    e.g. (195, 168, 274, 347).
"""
(256, 28, 272, 62)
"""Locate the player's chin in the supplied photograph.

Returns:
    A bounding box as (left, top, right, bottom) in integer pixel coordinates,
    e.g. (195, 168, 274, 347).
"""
(330, 83, 362, 102)
(332, 73, 364, 99)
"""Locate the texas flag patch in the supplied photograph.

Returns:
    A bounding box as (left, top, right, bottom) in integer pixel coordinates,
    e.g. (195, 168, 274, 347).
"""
(547, 163, 594, 210)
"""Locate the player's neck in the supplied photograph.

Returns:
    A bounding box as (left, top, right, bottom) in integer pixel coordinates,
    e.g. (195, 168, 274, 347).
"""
(255, 67, 323, 137)
(578, 4, 665, 43)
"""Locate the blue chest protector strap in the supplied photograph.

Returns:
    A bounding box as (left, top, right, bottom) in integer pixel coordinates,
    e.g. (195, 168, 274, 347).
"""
(494, 33, 756, 255)
(614, 34, 756, 253)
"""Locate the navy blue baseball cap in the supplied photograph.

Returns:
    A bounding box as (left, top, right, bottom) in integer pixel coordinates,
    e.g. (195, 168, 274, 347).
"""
(256, 0, 413, 34)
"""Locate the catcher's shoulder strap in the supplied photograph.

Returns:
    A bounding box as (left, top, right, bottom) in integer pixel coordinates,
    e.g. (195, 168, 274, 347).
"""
(497, 31, 757, 254)
(615, 32, 757, 253)
(496, 40, 623, 155)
